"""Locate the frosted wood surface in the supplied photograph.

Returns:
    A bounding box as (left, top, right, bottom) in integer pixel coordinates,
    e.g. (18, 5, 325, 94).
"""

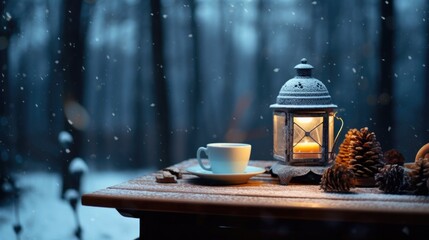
(89, 188, 429, 213)
(82, 159, 429, 224)
(112, 178, 429, 204)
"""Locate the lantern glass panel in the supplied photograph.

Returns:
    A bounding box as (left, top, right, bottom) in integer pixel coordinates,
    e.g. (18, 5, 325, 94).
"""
(329, 115, 334, 153)
(273, 111, 286, 160)
(293, 116, 323, 159)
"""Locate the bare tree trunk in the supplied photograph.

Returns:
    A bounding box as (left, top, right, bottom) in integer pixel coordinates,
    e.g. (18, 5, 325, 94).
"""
(0, 0, 11, 135)
(59, 0, 86, 198)
(60, 0, 86, 152)
(424, 2, 429, 137)
(256, 0, 269, 119)
(376, 0, 395, 150)
(150, 0, 171, 167)
(0, 1, 10, 118)
(132, 1, 146, 168)
(252, 0, 272, 157)
(328, 1, 341, 91)
(187, 0, 201, 158)
(133, 75, 144, 166)
(0, 0, 14, 198)
(221, 2, 236, 140)
(47, 0, 64, 142)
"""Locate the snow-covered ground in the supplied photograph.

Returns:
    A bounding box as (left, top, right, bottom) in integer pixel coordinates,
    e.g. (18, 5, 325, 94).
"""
(0, 169, 150, 239)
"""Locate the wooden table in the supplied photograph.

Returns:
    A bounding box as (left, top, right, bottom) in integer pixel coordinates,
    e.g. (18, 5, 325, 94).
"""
(82, 160, 429, 239)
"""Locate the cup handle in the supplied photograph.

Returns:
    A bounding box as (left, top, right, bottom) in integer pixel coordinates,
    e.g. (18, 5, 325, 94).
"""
(197, 147, 211, 171)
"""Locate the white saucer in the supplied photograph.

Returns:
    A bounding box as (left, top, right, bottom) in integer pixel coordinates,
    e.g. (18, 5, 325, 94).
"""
(186, 165, 265, 185)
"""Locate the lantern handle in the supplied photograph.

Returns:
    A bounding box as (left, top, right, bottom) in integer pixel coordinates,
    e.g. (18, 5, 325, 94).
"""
(333, 114, 344, 149)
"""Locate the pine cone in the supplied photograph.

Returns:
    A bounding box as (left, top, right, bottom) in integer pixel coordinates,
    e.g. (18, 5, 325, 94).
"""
(320, 165, 354, 193)
(409, 158, 429, 195)
(347, 127, 384, 178)
(375, 164, 405, 194)
(383, 149, 405, 166)
(335, 129, 358, 167)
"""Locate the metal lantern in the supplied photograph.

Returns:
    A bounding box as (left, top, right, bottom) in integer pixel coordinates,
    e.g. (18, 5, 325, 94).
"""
(270, 58, 339, 166)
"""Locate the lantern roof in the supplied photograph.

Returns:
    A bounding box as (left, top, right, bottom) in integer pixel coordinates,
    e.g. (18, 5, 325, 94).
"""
(270, 58, 337, 109)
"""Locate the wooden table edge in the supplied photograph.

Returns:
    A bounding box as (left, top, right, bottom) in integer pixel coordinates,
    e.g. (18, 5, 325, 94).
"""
(82, 191, 429, 225)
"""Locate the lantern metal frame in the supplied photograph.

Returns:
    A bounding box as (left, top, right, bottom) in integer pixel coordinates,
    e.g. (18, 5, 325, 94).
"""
(272, 108, 336, 166)
(270, 58, 339, 167)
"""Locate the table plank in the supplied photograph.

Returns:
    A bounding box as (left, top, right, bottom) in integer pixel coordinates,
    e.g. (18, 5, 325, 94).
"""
(110, 175, 428, 204)
(83, 187, 429, 224)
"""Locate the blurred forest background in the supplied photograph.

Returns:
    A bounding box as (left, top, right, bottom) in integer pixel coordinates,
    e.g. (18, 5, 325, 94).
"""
(1, 0, 429, 173)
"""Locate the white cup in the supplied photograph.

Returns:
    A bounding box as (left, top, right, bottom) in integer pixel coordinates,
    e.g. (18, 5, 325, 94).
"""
(196, 143, 251, 174)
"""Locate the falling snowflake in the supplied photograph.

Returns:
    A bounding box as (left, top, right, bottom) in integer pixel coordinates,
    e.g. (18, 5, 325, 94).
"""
(150, 103, 155, 107)
(312, 1, 317, 5)
(273, 68, 280, 73)
(5, 12, 12, 21)
(352, 68, 356, 73)
(188, 34, 193, 38)
(114, 136, 119, 141)
(408, 56, 412, 60)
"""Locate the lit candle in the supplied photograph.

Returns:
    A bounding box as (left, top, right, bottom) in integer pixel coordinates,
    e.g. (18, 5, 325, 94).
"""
(293, 142, 321, 159)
